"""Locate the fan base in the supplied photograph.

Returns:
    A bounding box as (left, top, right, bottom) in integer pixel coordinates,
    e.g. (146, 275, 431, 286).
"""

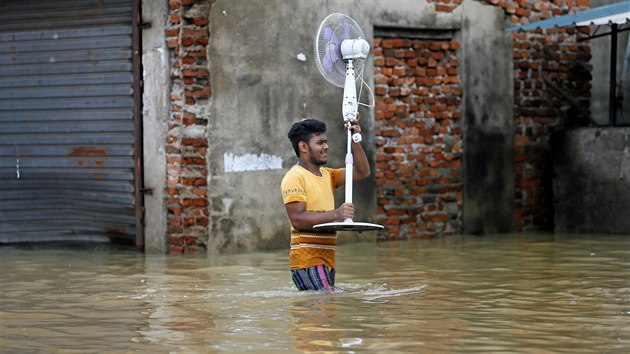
(313, 221, 383, 232)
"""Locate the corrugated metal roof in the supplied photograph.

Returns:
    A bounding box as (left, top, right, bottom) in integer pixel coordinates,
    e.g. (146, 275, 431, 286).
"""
(506, 1, 630, 32)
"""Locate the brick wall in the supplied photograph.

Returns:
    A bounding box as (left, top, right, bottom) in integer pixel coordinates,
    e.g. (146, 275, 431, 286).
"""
(375, 0, 591, 239)
(505, 0, 591, 230)
(160, 0, 592, 249)
(164, 0, 213, 254)
(373, 37, 463, 241)
(425, 0, 461, 12)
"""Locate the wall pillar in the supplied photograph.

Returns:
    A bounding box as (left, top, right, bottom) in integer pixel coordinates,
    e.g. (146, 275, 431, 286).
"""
(459, 0, 515, 234)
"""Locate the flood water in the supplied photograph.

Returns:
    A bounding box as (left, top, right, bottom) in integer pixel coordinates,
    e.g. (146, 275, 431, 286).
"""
(1, 233, 629, 353)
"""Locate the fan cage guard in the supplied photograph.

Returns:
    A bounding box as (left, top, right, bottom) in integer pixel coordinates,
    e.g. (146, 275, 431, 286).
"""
(314, 13, 366, 88)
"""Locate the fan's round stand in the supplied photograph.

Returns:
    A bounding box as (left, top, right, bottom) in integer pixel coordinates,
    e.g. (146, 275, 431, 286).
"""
(313, 125, 384, 233)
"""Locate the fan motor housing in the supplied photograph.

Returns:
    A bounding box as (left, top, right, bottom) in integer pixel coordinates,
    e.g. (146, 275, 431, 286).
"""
(341, 39, 370, 60)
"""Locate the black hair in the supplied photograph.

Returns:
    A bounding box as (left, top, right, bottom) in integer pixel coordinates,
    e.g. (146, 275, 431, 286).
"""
(287, 119, 327, 157)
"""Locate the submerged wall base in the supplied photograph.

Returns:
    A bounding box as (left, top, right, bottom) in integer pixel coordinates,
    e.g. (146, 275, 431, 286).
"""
(553, 127, 630, 234)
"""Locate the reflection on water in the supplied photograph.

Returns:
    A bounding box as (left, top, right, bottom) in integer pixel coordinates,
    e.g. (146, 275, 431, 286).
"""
(1, 233, 629, 353)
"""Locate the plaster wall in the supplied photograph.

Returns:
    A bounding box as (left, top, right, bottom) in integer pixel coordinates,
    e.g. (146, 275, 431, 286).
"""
(141, 0, 517, 253)
(553, 128, 630, 233)
(458, 1, 515, 234)
(141, 0, 169, 253)
(205, 0, 462, 253)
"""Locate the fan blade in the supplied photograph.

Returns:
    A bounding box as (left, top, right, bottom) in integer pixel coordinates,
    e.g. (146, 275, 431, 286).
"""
(323, 27, 341, 46)
(323, 51, 338, 74)
(323, 44, 345, 75)
(323, 52, 333, 73)
(322, 27, 342, 74)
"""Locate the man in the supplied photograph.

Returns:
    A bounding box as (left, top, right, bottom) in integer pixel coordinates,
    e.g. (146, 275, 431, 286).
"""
(281, 115, 370, 293)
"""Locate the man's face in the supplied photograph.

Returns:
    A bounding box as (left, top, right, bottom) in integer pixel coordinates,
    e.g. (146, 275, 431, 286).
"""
(305, 132, 329, 166)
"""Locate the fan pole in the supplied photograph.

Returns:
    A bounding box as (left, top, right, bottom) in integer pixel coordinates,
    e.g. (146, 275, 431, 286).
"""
(342, 59, 358, 123)
(344, 126, 353, 223)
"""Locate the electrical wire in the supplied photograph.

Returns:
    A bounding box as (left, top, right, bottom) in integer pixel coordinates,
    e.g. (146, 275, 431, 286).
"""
(357, 73, 375, 108)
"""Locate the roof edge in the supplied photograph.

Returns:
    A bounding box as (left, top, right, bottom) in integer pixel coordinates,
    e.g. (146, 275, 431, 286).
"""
(505, 1, 630, 32)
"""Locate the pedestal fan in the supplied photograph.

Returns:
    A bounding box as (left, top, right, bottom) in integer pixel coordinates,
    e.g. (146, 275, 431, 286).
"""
(312, 13, 383, 232)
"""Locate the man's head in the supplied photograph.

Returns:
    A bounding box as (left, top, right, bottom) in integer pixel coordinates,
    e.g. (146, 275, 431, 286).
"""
(288, 119, 328, 163)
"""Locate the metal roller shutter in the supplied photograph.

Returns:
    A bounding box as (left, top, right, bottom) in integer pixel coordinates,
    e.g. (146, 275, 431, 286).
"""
(0, 0, 142, 246)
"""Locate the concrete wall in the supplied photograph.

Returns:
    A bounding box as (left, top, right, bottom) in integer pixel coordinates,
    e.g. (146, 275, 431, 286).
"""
(553, 1, 630, 234)
(141, 0, 520, 253)
(145, 0, 628, 254)
(204, 0, 454, 253)
(553, 128, 630, 233)
(458, 1, 514, 234)
(142, 0, 169, 254)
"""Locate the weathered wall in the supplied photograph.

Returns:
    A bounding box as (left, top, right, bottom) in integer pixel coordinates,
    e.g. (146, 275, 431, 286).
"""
(164, 0, 212, 254)
(203, 0, 524, 248)
(505, 1, 592, 231)
(142, 0, 170, 254)
(459, 1, 514, 234)
(371, 0, 514, 240)
(372, 14, 466, 240)
(143, 0, 601, 254)
(204, 0, 450, 252)
(373, 33, 464, 240)
(553, 128, 630, 233)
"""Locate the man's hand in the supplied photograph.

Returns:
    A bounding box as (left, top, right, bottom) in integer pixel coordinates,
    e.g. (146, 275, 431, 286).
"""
(344, 113, 361, 135)
(285, 201, 355, 229)
(335, 203, 354, 221)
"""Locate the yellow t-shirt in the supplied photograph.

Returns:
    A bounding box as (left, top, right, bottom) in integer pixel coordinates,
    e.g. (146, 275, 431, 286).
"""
(281, 165, 343, 270)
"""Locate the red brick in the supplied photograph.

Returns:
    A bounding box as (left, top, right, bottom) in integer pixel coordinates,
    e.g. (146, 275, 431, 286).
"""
(182, 198, 208, 207)
(181, 138, 208, 147)
(169, 246, 184, 254)
(169, 0, 180, 10)
(169, 14, 181, 24)
(194, 17, 209, 26)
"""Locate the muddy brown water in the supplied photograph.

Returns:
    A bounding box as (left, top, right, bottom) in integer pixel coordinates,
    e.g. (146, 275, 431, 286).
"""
(1, 233, 629, 353)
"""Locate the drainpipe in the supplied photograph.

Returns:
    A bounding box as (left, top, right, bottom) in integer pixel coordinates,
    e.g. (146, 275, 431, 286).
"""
(610, 23, 618, 126)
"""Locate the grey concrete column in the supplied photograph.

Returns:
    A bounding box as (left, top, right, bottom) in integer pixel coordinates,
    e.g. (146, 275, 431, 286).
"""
(141, 0, 169, 253)
(458, 0, 515, 234)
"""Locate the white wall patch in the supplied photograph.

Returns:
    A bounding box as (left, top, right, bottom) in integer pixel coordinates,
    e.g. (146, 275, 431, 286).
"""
(224, 152, 283, 173)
